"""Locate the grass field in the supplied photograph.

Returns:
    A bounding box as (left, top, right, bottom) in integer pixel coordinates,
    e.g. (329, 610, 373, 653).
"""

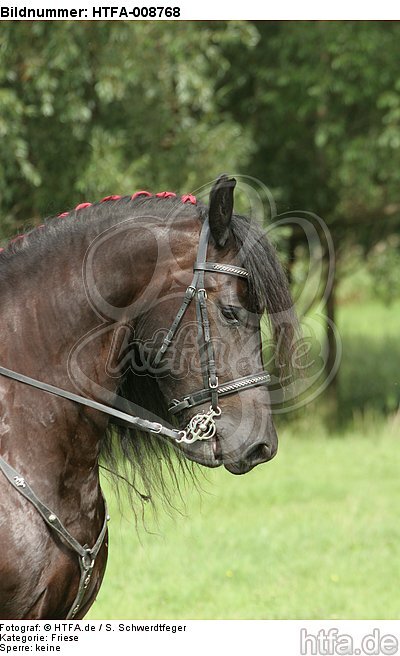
(87, 416, 399, 619)
(87, 296, 400, 620)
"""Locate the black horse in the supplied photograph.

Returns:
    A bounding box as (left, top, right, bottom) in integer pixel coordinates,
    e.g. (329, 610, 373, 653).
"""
(0, 175, 295, 619)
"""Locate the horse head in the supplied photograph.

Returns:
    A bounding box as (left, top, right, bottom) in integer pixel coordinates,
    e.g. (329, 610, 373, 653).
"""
(126, 175, 296, 475)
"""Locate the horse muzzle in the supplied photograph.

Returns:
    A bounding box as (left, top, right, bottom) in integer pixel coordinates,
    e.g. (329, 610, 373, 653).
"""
(222, 439, 278, 475)
(178, 427, 277, 473)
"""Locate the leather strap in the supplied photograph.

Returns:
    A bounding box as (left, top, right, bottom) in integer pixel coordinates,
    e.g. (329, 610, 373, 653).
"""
(169, 372, 271, 415)
(193, 220, 219, 410)
(196, 286, 219, 409)
(152, 220, 214, 368)
(0, 455, 109, 619)
(194, 262, 249, 278)
(153, 284, 197, 367)
(151, 219, 269, 417)
(0, 366, 182, 442)
(153, 219, 223, 412)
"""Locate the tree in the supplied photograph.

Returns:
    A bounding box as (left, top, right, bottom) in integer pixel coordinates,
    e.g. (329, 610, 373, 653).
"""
(221, 21, 400, 410)
(0, 21, 256, 238)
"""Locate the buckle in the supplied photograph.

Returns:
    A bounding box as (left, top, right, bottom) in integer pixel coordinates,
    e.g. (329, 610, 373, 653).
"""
(185, 286, 196, 300)
(81, 549, 95, 571)
(150, 423, 163, 434)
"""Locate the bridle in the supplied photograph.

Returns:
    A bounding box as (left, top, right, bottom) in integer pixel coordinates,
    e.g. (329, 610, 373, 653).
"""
(0, 215, 270, 618)
(152, 216, 271, 443)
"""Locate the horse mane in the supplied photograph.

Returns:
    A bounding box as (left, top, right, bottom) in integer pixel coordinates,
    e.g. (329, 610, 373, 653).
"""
(1, 192, 297, 516)
(100, 358, 198, 519)
(229, 211, 298, 377)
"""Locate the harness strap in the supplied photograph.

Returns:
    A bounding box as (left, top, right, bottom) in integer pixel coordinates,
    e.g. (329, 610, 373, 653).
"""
(193, 221, 219, 410)
(152, 282, 197, 367)
(194, 262, 249, 278)
(153, 219, 222, 412)
(0, 366, 183, 442)
(169, 372, 271, 415)
(0, 455, 109, 619)
(196, 287, 219, 409)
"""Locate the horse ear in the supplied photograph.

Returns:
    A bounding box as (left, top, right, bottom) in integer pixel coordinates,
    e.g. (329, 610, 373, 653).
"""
(208, 174, 236, 248)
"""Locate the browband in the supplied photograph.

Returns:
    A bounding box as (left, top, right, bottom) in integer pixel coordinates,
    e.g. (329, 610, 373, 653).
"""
(193, 262, 249, 278)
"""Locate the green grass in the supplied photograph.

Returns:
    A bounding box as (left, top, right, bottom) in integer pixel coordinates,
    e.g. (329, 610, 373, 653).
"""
(338, 298, 400, 338)
(87, 417, 400, 619)
(337, 299, 400, 418)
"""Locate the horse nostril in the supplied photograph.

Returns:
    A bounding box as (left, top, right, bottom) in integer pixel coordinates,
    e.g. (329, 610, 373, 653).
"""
(245, 442, 275, 464)
(223, 440, 277, 475)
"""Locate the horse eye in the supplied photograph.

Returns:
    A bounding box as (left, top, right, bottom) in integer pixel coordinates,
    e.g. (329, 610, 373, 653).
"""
(220, 306, 242, 325)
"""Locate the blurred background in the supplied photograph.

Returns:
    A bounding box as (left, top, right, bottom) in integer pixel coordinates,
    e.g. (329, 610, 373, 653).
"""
(1, 21, 399, 618)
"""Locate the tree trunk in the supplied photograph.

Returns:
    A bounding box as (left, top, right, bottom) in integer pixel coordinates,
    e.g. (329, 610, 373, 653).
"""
(286, 232, 297, 286)
(324, 259, 339, 426)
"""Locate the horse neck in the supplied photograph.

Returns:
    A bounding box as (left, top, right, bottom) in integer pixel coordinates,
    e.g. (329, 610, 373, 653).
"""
(0, 214, 170, 471)
(2, 215, 158, 377)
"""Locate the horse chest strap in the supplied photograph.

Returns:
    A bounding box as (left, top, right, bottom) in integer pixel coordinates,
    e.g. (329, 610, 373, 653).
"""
(0, 454, 108, 619)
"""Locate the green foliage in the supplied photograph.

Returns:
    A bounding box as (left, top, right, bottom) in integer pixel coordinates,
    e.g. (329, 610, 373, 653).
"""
(2, 21, 400, 247)
(223, 21, 400, 249)
(367, 236, 400, 305)
(0, 21, 255, 238)
(0, 23, 99, 232)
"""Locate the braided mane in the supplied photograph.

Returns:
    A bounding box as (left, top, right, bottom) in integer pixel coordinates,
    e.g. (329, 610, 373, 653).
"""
(0, 190, 197, 255)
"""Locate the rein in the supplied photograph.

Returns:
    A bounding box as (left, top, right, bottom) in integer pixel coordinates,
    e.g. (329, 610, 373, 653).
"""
(0, 365, 183, 441)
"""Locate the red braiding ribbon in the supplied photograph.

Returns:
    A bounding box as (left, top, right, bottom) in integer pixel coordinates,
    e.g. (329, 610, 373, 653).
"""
(0, 248, 4, 253)
(181, 194, 197, 204)
(156, 191, 177, 198)
(11, 235, 24, 243)
(75, 202, 92, 211)
(58, 212, 69, 218)
(100, 195, 121, 202)
(131, 191, 152, 200)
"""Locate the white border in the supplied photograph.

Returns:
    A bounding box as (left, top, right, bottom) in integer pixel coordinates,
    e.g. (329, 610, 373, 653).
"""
(1, 0, 400, 20)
